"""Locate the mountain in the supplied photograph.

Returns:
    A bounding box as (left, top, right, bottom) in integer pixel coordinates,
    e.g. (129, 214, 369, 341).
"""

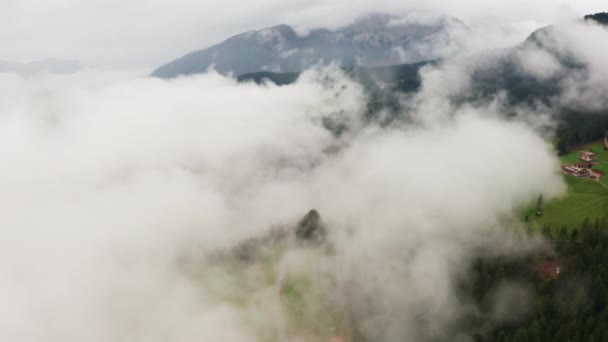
(472, 11, 608, 106)
(236, 12, 608, 152)
(0, 59, 83, 76)
(152, 13, 470, 78)
(238, 60, 436, 128)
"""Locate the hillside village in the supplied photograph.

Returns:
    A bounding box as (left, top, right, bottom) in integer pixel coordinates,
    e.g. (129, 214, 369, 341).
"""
(562, 151, 602, 180)
(561, 141, 608, 184)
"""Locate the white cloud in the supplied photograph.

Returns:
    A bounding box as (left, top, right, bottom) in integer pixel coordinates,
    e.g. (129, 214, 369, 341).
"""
(0, 0, 604, 68)
(516, 48, 562, 80)
(0, 66, 565, 341)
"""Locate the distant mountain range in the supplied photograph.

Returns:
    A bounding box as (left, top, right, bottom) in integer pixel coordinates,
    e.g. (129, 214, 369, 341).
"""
(152, 9, 608, 125)
(152, 13, 470, 78)
(235, 12, 608, 144)
(240, 12, 608, 104)
(0, 59, 83, 76)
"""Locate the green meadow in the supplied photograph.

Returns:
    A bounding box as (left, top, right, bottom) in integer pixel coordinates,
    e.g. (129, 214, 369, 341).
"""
(522, 141, 608, 230)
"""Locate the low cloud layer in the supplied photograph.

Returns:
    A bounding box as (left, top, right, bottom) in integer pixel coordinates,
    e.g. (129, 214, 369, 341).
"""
(0, 64, 565, 341)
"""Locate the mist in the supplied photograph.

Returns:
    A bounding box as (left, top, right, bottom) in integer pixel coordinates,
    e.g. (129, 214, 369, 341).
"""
(0, 51, 570, 342)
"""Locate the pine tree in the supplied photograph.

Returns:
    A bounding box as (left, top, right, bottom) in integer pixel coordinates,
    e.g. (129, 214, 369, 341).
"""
(570, 228, 579, 242)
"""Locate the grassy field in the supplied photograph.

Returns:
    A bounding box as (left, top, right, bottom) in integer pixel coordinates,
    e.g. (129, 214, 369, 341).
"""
(560, 142, 608, 160)
(523, 175, 608, 231)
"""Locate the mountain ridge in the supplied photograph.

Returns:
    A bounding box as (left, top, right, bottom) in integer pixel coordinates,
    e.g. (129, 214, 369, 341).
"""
(151, 13, 469, 78)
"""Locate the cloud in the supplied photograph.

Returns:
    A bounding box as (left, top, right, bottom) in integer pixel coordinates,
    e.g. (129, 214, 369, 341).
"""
(0, 0, 604, 68)
(0, 64, 565, 341)
(308, 115, 562, 340)
(547, 19, 608, 110)
(391, 15, 608, 124)
(515, 48, 562, 80)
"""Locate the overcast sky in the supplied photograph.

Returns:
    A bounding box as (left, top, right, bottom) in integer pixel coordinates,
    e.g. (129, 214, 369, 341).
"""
(0, 0, 605, 69)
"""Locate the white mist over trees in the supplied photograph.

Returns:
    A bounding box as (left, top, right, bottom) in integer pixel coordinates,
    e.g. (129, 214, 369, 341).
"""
(3, 4, 608, 342)
(0, 64, 564, 341)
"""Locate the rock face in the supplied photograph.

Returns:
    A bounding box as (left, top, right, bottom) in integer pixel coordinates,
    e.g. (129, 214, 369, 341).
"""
(152, 13, 470, 78)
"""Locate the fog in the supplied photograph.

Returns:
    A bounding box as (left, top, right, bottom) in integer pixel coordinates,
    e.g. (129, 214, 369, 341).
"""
(0, 52, 569, 341)
(4, 6, 608, 341)
(0, 1, 608, 342)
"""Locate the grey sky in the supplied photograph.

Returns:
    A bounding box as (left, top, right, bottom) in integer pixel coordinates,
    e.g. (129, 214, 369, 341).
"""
(0, 0, 604, 69)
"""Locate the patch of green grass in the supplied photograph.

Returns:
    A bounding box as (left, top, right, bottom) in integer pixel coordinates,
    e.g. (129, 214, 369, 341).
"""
(560, 150, 583, 164)
(281, 274, 339, 338)
(524, 176, 608, 230)
(587, 143, 608, 160)
(594, 163, 608, 186)
(282, 275, 312, 318)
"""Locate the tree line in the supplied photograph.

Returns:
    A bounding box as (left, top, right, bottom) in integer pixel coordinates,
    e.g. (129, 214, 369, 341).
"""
(556, 113, 608, 155)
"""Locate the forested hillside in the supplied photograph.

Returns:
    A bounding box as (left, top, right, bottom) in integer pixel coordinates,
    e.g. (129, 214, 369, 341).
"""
(472, 217, 608, 342)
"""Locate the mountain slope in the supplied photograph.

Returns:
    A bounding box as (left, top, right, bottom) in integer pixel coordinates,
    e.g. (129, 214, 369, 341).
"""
(237, 60, 433, 92)
(152, 13, 469, 78)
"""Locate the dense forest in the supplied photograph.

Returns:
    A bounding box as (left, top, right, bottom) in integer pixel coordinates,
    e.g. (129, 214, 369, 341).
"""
(468, 217, 608, 342)
(556, 113, 608, 154)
